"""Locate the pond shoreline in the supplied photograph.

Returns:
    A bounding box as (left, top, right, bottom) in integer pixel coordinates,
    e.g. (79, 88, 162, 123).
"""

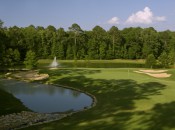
(0, 72, 97, 130)
(0, 111, 66, 130)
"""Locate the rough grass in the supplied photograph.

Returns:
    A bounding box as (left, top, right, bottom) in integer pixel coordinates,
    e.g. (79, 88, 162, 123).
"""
(21, 68, 175, 130)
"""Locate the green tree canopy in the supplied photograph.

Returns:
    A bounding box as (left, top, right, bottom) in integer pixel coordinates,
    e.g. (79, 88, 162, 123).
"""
(24, 50, 38, 69)
(1, 19, 175, 69)
(158, 51, 172, 68)
(145, 54, 156, 68)
(69, 23, 83, 59)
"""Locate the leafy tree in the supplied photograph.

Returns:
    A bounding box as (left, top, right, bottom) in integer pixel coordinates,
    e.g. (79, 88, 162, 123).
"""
(121, 27, 143, 59)
(4, 48, 14, 67)
(99, 41, 107, 59)
(159, 30, 171, 53)
(158, 51, 175, 68)
(106, 45, 114, 59)
(0, 20, 7, 66)
(69, 23, 83, 59)
(51, 33, 58, 57)
(24, 50, 37, 69)
(90, 26, 107, 59)
(142, 28, 161, 58)
(0, 19, 3, 28)
(1, 19, 175, 68)
(108, 26, 122, 58)
(46, 25, 56, 32)
(23, 25, 38, 51)
(58, 42, 65, 59)
(66, 45, 74, 59)
(145, 54, 156, 68)
(128, 42, 141, 59)
(3, 48, 21, 67)
(87, 39, 99, 59)
(57, 28, 67, 59)
(13, 49, 21, 65)
(158, 51, 171, 68)
(168, 51, 175, 66)
(38, 30, 49, 58)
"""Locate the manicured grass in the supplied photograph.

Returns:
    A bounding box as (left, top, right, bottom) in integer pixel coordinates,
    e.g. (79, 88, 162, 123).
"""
(21, 68, 175, 130)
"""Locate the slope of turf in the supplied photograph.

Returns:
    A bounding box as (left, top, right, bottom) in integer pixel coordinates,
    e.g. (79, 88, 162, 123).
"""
(0, 84, 30, 116)
(21, 68, 175, 130)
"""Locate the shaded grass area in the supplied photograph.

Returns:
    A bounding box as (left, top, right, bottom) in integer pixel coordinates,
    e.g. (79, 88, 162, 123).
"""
(0, 72, 30, 115)
(22, 68, 175, 130)
(0, 85, 30, 116)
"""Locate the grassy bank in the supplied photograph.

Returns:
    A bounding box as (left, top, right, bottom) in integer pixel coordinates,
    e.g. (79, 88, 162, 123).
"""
(0, 86, 30, 116)
(0, 72, 30, 116)
(21, 68, 175, 130)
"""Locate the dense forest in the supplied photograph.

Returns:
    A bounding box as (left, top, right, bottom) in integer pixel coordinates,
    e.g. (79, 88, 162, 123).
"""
(0, 19, 175, 68)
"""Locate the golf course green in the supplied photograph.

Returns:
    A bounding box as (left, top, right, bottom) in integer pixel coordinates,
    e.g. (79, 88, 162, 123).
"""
(24, 67, 175, 130)
(1, 60, 175, 130)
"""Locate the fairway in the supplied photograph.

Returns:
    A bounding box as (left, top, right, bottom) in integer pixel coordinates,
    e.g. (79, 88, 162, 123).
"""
(20, 67, 175, 130)
(1, 1, 175, 130)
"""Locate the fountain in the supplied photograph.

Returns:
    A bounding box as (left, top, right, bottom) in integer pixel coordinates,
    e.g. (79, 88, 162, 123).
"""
(50, 56, 59, 68)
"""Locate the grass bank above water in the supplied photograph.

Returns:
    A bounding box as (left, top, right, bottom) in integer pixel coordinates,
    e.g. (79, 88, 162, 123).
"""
(22, 67, 175, 130)
(0, 87, 30, 116)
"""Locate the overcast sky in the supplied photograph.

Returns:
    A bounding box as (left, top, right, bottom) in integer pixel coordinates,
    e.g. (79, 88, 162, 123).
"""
(1, 0, 175, 31)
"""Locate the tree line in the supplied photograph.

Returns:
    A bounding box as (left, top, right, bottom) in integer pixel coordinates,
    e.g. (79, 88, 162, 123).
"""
(0, 20, 175, 68)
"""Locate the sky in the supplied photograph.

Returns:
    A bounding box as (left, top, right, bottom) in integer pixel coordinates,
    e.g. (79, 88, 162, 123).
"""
(1, 0, 175, 31)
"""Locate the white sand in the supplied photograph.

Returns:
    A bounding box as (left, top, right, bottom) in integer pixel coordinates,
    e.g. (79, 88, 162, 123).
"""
(139, 69, 168, 73)
(146, 73, 171, 78)
(134, 69, 171, 78)
(12, 70, 49, 81)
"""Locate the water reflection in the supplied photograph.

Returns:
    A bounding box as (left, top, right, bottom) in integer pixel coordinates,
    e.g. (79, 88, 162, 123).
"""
(0, 79, 92, 113)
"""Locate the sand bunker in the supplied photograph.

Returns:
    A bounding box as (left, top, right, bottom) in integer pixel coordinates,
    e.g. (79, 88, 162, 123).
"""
(146, 73, 171, 78)
(139, 70, 168, 73)
(7, 70, 49, 81)
(135, 69, 171, 78)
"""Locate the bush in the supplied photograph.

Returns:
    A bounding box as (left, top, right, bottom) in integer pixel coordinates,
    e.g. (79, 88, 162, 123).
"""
(24, 50, 37, 69)
(145, 54, 156, 68)
(158, 51, 171, 68)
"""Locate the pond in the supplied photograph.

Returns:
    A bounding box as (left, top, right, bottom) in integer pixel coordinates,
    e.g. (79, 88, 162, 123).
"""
(0, 79, 92, 113)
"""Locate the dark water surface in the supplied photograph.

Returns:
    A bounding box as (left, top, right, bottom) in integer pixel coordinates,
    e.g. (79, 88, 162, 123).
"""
(0, 79, 92, 113)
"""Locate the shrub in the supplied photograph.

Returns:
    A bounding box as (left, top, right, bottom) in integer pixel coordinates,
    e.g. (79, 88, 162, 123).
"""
(24, 50, 37, 69)
(145, 54, 156, 68)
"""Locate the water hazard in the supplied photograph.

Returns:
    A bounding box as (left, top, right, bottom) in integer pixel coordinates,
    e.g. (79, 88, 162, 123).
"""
(0, 79, 92, 113)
